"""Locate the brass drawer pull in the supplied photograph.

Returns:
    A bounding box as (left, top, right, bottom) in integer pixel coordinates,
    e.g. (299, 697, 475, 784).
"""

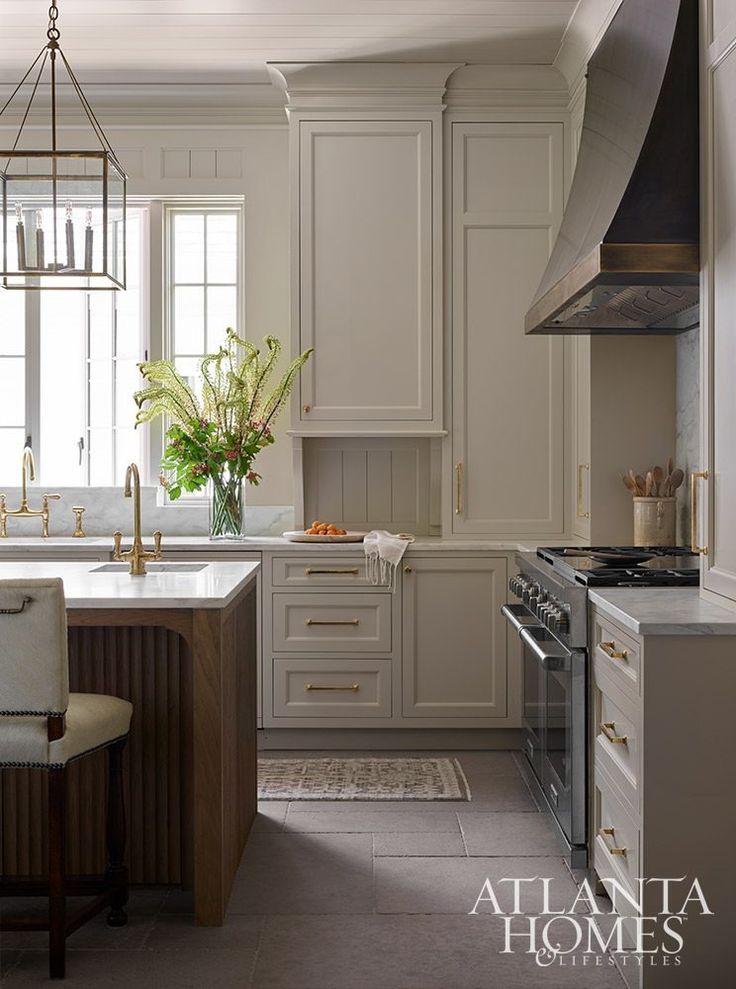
(305, 683, 359, 692)
(305, 618, 360, 626)
(599, 640, 628, 661)
(599, 826, 627, 856)
(455, 462, 463, 515)
(600, 721, 628, 745)
(690, 470, 709, 555)
(576, 463, 590, 519)
(305, 567, 360, 575)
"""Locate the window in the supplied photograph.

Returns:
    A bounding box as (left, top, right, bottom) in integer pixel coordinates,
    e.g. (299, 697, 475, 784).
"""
(166, 204, 242, 380)
(0, 208, 147, 487)
(160, 203, 243, 502)
(0, 201, 242, 490)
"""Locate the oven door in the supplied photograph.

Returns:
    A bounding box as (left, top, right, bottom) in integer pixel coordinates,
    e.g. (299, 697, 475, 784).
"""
(502, 605, 544, 779)
(519, 626, 584, 844)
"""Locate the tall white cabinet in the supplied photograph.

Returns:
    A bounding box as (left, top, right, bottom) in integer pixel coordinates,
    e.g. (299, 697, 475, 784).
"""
(271, 62, 456, 435)
(701, 4, 736, 604)
(448, 121, 566, 536)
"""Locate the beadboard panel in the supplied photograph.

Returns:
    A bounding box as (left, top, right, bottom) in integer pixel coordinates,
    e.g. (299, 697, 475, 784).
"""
(303, 437, 431, 534)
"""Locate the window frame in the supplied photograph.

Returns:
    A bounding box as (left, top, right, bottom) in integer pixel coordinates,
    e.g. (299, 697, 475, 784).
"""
(157, 198, 245, 506)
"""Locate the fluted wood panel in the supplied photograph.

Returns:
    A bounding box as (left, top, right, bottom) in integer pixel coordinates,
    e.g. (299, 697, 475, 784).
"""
(0, 627, 187, 885)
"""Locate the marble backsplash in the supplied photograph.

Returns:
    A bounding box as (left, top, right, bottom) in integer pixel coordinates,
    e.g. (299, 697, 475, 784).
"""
(0, 486, 294, 538)
(675, 327, 700, 545)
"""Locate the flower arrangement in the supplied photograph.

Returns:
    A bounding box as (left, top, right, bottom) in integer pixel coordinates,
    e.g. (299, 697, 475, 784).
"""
(134, 329, 312, 538)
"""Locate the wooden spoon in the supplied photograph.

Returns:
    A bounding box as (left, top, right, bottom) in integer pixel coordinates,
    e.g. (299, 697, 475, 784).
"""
(652, 465, 664, 496)
(667, 456, 674, 477)
(669, 467, 684, 492)
(635, 473, 647, 496)
(623, 474, 638, 497)
(645, 471, 654, 497)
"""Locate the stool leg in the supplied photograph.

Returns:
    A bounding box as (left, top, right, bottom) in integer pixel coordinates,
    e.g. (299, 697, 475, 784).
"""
(48, 767, 66, 979)
(106, 739, 128, 927)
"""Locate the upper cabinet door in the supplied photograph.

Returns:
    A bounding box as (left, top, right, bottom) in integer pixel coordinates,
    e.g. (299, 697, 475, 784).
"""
(297, 120, 440, 430)
(702, 33, 736, 603)
(450, 122, 565, 535)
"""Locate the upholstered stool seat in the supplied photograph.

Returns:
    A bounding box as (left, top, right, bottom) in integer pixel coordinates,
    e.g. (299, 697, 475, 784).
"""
(0, 693, 133, 768)
(0, 578, 132, 979)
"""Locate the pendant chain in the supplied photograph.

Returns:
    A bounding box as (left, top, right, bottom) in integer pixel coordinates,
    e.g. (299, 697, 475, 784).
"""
(47, 1, 60, 44)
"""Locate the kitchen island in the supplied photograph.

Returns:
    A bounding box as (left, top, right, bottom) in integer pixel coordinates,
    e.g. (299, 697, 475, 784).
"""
(0, 560, 260, 926)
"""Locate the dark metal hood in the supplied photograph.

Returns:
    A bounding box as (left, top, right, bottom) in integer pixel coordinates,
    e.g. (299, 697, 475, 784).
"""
(526, 0, 698, 335)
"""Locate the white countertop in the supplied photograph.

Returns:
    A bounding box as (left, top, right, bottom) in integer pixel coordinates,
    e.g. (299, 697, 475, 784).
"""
(0, 560, 260, 610)
(589, 587, 736, 636)
(0, 535, 539, 554)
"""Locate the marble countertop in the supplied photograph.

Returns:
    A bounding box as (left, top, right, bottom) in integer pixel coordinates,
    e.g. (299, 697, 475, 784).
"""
(589, 587, 736, 636)
(0, 560, 260, 609)
(0, 535, 539, 554)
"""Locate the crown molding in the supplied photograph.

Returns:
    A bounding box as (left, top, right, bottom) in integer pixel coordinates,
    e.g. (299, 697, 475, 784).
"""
(267, 61, 462, 113)
(445, 65, 569, 110)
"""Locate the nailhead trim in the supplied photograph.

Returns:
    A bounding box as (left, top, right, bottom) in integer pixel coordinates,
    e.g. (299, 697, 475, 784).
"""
(0, 710, 65, 717)
(0, 733, 129, 770)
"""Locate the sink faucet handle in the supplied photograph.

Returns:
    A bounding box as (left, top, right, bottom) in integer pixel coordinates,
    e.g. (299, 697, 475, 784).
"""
(152, 530, 162, 559)
(42, 493, 62, 507)
(113, 530, 123, 560)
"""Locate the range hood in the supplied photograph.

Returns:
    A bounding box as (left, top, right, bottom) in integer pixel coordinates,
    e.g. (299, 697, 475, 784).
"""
(526, 0, 698, 335)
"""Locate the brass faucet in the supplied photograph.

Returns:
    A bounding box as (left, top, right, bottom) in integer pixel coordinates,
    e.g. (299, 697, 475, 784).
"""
(0, 446, 61, 537)
(113, 463, 162, 576)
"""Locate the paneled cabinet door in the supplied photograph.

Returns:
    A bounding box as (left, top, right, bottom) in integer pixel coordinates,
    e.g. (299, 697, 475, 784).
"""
(702, 36, 736, 603)
(297, 119, 440, 429)
(402, 557, 507, 719)
(450, 122, 564, 535)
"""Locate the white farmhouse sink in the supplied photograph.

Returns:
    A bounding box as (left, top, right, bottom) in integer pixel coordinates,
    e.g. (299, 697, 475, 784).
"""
(91, 562, 208, 574)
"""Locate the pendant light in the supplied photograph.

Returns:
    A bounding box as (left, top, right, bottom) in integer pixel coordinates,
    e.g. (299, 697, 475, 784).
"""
(0, 1, 126, 290)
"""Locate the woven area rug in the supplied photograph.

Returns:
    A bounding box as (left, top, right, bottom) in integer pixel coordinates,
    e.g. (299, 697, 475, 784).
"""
(257, 757, 471, 801)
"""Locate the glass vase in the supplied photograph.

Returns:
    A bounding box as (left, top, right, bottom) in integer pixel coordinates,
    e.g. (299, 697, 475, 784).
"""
(209, 469, 246, 540)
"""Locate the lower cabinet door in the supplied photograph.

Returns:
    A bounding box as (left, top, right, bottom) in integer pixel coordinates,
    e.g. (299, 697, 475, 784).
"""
(402, 557, 507, 718)
(273, 658, 392, 718)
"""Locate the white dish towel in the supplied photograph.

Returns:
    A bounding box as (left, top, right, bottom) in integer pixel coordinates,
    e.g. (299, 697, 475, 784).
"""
(364, 531, 412, 591)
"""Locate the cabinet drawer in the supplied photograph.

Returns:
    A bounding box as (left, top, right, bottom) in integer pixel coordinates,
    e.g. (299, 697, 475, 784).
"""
(591, 610, 641, 697)
(272, 556, 373, 589)
(593, 664, 640, 809)
(272, 659, 391, 718)
(272, 593, 391, 652)
(593, 769, 641, 901)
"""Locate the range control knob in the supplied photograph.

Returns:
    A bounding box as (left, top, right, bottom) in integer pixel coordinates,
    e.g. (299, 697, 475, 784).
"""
(554, 610, 570, 633)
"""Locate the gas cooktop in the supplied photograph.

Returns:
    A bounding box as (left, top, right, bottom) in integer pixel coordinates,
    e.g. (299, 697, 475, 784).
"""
(536, 546, 700, 587)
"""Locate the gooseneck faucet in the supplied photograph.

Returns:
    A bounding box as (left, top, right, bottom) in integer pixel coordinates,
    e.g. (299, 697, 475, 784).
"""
(113, 463, 162, 576)
(0, 446, 61, 537)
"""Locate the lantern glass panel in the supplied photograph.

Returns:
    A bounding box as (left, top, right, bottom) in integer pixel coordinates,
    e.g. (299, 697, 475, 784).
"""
(1, 151, 126, 290)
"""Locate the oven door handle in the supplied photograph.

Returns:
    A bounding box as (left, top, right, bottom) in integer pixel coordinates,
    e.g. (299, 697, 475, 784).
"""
(519, 626, 571, 672)
(501, 604, 543, 635)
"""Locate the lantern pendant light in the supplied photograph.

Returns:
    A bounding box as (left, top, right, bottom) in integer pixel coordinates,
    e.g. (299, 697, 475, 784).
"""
(0, 1, 126, 290)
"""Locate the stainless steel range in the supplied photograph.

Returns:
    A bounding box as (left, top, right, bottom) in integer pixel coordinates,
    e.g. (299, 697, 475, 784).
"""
(502, 545, 699, 869)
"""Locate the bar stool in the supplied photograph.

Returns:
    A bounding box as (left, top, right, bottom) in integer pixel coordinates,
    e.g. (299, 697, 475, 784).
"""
(0, 578, 133, 979)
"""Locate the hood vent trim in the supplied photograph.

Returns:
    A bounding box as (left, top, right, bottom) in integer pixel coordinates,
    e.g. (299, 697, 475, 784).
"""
(526, 0, 699, 335)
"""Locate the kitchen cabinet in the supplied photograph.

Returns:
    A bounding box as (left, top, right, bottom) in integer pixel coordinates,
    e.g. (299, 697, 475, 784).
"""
(570, 336, 677, 543)
(402, 557, 507, 720)
(295, 118, 442, 432)
(701, 17, 736, 603)
(589, 605, 736, 987)
(449, 122, 565, 536)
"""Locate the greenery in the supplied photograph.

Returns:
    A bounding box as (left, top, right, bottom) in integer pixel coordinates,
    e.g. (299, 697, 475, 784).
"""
(134, 329, 312, 509)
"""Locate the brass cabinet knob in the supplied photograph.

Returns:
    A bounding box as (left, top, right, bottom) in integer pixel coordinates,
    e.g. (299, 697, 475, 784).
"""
(303, 404, 311, 413)
(404, 566, 412, 573)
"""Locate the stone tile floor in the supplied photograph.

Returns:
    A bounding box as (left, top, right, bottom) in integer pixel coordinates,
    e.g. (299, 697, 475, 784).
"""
(0, 751, 626, 988)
